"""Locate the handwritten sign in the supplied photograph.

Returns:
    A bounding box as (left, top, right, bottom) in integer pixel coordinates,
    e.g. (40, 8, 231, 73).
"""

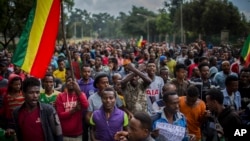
(156, 122, 186, 141)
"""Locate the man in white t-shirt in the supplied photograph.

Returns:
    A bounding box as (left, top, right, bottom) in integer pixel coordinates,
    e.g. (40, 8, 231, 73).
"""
(145, 60, 164, 115)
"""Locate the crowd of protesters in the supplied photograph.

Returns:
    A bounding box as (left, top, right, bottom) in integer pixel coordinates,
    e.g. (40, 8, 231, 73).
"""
(0, 38, 249, 141)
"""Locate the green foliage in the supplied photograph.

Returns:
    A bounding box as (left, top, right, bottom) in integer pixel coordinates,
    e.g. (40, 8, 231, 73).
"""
(65, 8, 124, 39)
(171, 0, 250, 40)
(0, 0, 34, 49)
(63, 0, 74, 11)
(156, 9, 173, 35)
(0, 0, 74, 49)
(1, 0, 250, 50)
(121, 6, 158, 41)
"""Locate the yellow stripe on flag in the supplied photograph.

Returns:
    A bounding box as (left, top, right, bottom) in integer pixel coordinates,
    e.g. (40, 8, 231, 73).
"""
(244, 42, 250, 60)
(22, 0, 53, 72)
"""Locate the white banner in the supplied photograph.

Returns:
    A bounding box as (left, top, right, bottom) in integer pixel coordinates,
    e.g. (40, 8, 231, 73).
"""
(156, 122, 186, 141)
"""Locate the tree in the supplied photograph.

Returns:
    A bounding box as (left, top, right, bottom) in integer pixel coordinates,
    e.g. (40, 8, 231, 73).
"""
(167, 0, 250, 43)
(91, 12, 115, 38)
(201, 0, 241, 35)
(66, 8, 88, 39)
(0, 0, 33, 49)
(115, 12, 128, 38)
(121, 6, 157, 41)
(156, 9, 173, 41)
(0, 0, 74, 49)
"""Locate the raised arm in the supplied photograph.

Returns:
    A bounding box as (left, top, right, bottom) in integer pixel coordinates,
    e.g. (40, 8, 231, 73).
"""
(120, 72, 136, 86)
(125, 63, 152, 84)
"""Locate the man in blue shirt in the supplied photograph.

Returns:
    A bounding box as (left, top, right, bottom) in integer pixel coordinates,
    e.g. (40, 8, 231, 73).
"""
(214, 61, 238, 89)
(222, 75, 242, 112)
(152, 91, 195, 141)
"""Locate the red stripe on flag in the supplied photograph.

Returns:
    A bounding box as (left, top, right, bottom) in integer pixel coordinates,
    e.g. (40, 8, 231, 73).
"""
(245, 54, 250, 68)
(30, 0, 60, 78)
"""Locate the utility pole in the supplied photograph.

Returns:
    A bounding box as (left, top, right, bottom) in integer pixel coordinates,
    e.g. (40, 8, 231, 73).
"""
(180, 0, 184, 43)
(81, 24, 83, 40)
(74, 18, 77, 42)
(147, 18, 149, 42)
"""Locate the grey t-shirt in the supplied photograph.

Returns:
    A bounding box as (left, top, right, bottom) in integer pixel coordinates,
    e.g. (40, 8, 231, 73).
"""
(87, 92, 123, 112)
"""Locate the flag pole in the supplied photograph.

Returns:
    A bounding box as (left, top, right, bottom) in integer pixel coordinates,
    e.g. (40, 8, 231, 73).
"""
(60, 0, 75, 80)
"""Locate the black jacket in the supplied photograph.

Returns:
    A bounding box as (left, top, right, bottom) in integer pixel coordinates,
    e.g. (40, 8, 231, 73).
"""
(13, 102, 63, 141)
(218, 107, 242, 141)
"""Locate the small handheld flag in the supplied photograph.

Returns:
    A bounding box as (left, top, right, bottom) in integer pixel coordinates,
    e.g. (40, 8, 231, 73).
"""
(137, 36, 143, 48)
(241, 35, 250, 68)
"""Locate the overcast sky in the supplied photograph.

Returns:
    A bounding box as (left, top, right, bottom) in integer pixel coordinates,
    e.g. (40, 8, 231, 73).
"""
(74, 0, 250, 20)
(230, 0, 250, 20)
(74, 0, 165, 16)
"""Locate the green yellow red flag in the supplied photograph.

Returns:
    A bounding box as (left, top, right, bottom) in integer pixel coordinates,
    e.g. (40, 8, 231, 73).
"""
(241, 35, 250, 67)
(12, 0, 61, 78)
(136, 36, 143, 48)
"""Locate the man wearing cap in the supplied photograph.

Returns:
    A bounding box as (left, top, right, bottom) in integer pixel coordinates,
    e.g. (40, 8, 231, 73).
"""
(156, 55, 168, 75)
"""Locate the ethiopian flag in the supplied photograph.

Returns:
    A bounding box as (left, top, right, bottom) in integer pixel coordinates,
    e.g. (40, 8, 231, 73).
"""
(137, 36, 143, 48)
(12, 0, 60, 78)
(241, 35, 250, 67)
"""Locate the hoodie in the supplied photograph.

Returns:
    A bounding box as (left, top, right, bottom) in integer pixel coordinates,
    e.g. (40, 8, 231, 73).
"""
(55, 91, 89, 136)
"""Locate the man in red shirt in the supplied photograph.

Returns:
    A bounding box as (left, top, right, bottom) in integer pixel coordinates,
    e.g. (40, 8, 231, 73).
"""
(187, 57, 199, 79)
(13, 77, 63, 141)
(55, 76, 89, 141)
(71, 51, 82, 80)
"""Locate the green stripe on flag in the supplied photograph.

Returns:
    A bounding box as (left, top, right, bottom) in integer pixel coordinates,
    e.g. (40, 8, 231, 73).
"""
(241, 35, 250, 60)
(12, 1, 37, 67)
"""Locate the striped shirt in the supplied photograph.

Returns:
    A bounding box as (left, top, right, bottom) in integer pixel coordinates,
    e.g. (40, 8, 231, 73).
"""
(3, 92, 24, 119)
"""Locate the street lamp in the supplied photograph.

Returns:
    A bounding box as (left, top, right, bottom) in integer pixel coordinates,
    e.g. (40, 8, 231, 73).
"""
(137, 13, 149, 42)
(89, 15, 93, 39)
